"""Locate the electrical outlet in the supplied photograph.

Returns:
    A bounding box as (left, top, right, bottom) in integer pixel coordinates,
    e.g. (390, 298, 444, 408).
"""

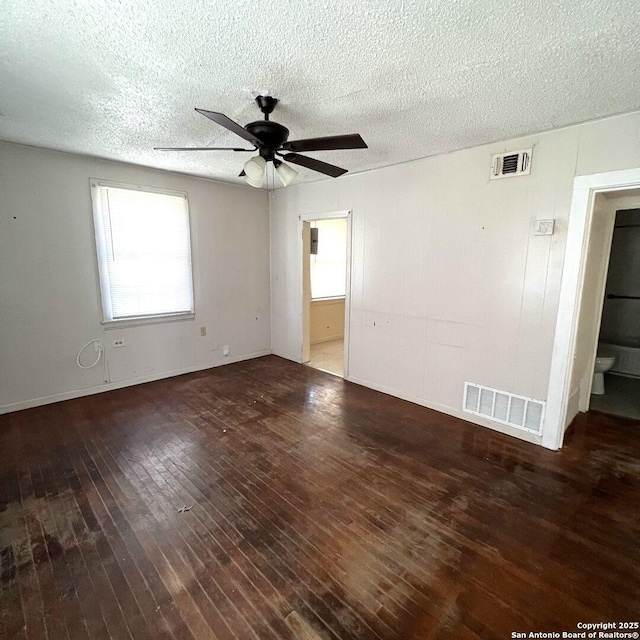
(200, 326, 207, 336)
(222, 345, 230, 356)
(112, 339, 125, 348)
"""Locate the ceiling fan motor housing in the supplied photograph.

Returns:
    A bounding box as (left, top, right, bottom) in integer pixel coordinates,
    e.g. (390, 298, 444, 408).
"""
(246, 120, 290, 160)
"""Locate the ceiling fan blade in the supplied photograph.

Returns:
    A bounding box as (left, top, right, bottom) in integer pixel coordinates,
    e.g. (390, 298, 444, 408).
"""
(282, 134, 367, 152)
(154, 146, 254, 151)
(282, 153, 348, 178)
(195, 109, 261, 145)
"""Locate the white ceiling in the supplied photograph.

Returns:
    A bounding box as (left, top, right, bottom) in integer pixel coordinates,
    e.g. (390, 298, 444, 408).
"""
(2, 0, 639, 187)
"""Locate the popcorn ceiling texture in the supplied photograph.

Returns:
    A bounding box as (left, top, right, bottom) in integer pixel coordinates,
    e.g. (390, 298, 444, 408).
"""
(2, 0, 639, 187)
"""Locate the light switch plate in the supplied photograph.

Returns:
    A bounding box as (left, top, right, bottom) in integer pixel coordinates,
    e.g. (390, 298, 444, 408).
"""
(534, 219, 555, 236)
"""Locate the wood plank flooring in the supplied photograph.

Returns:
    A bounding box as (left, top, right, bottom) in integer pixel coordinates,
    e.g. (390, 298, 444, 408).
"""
(1, 355, 639, 639)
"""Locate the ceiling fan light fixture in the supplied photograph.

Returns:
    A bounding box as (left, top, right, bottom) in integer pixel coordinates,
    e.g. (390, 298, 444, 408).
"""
(244, 173, 264, 188)
(275, 161, 298, 187)
(244, 155, 266, 180)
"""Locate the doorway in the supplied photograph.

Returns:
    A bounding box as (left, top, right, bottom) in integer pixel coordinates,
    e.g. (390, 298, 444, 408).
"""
(546, 172, 640, 450)
(589, 206, 640, 419)
(301, 211, 351, 377)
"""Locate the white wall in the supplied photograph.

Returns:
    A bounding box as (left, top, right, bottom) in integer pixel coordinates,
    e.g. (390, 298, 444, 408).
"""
(0, 142, 271, 413)
(310, 298, 345, 344)
(269, 111, 640, 446)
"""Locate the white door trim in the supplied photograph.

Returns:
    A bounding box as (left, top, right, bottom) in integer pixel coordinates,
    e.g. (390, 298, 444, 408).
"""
(544, 168, 640, 450)
(299, 210, 352, 379)
(578, 204, 616, 412)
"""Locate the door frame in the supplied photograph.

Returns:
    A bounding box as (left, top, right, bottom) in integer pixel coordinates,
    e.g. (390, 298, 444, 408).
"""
(544, 168, 640, 450)
(579, 192, 640, 412)
(299, 209, 352, 378)
(577, 199, 616, 413)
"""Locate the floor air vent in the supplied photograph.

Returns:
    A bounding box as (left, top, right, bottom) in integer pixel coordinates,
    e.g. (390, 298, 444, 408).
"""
(463, 382, 545, 435)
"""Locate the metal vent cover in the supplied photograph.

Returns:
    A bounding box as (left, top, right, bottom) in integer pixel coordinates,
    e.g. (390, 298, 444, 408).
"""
(490, 148, 532, 180)
(463, 382, 545, 434)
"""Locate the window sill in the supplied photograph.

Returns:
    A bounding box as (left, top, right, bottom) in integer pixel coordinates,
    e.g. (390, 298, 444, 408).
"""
(101, 312, 195, 330)
(310, 296, 346, 305)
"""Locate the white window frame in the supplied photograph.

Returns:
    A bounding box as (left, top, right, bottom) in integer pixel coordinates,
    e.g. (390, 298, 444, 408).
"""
(90, 179, 196, 328)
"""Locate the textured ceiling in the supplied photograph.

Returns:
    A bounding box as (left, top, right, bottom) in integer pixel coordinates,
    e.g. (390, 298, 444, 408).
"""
(2, 0, 640, 187)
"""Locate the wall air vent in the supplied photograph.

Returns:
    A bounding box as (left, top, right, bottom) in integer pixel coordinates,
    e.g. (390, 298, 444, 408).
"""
(490, 148, 532, 180)
(463, 382, 545, 435)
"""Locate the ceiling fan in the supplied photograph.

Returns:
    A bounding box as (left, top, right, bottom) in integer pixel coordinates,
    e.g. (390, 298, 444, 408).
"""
(155, 95, 368, 187)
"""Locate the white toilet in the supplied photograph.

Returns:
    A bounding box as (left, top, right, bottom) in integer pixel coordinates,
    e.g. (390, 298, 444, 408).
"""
(592, 355, 616, 395)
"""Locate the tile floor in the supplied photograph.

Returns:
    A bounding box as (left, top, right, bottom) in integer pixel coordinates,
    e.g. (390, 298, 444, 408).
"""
(589, 373, 640, 420)
(308, 338, 344, 377)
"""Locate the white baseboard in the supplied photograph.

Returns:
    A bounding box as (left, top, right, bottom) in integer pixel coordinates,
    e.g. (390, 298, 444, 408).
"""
(346, 374, 544, 448)
(311, 334, 344, 345)
(565, 387, 581, 430)
(0, 349, 272, 415)
(271, 349, 302, 364)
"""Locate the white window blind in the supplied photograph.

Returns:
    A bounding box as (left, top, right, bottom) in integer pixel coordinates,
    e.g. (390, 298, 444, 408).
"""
(91, 181, 194, 323)
(310, 219, 347, 299)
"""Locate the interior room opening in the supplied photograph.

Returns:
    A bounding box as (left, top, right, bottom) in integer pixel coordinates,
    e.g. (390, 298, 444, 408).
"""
(590, 206, 640, 420)
(302, 217, 348, 377)
(570, 187, 640, 426)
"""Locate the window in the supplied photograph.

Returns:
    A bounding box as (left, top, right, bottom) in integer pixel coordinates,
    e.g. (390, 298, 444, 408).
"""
(90, 180, 194, 324)
(310, 219, 347, 299)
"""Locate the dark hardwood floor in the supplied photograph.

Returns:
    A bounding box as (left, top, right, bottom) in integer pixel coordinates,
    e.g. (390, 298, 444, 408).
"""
(1, 355, 639, 639)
